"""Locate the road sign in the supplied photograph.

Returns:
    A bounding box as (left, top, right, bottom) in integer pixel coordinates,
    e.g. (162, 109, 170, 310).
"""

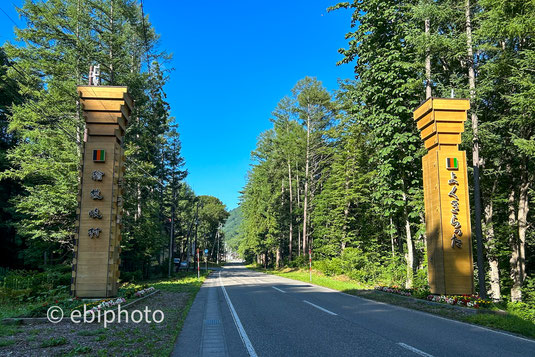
(173, 258, 180, 264)
(204, 249, 208, 254)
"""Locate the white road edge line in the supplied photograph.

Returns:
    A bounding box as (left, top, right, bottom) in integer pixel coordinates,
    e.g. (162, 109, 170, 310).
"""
(303, 300, 338, 316)
(272, 286, 285, 293)
(397, 342, 434, 357)
(219, 271, 258, 357)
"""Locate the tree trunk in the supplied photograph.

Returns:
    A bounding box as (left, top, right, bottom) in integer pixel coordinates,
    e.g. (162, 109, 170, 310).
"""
(425, 17, 432, 99)
(402, 190, 414, 288)
(465, 0, 487, 299)
(419, 211, 427, 248)
(296, 162, 301, 256)
(483, 180, 500, 300)
(276, 246, 281, 269)
(517, 170, 530, 287)
(390, 216, 395, 258)
(75, 0, 82, 154)
(341, 175, 350, 252)
(288, 161, 293, 261)
(109, 0, 114, 84)
(508, 188, 522, 302)
(302, 108, 311, 256)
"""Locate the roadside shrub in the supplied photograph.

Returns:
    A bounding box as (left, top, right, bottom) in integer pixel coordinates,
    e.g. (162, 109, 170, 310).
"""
(413, 266, 429, 289)
(0, 288, 32, 303)
(506, 301, 535, 323)
(120, 270, 143, 283)
(378, 256, 406, 287)
(521, 276, 535, 306)
(313, 258, 343, 276)
(0, 266, 71, 302)
(312, 249, 414, 286)
(310, 250, 432, 289)
(288, 255, 307, 269)
(313, 248, 381, 284)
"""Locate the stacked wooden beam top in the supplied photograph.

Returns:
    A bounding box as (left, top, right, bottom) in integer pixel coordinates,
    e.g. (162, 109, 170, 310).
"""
(414, 98, 469, 151)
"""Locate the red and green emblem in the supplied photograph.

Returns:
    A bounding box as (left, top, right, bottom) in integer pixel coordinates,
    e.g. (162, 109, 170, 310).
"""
(446, 157, 458, 170)
(93, 149, 106, 162)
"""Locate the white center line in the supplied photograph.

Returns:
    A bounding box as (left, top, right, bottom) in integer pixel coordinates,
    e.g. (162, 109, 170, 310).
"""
(219, 271, 258, 357)
(303, 300, 338, 316)
(397, 342, 434, 357)
(272, 286, 285, 293)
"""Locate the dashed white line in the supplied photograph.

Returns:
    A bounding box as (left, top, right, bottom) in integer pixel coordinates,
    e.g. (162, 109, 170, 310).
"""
(303, 300, 338, 316)
(272, 272, 535, 345)
(219, 271, 258, 357)
(272, 286, 285, 293)
(397, 342, 434, 357)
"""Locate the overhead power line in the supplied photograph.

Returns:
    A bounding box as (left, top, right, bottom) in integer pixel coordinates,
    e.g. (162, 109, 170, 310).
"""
(0, 6, 18, 26)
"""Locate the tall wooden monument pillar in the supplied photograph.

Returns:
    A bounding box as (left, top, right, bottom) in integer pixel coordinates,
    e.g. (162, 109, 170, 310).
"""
(72, 86, 132, 298)
(414, 98, 474, 295)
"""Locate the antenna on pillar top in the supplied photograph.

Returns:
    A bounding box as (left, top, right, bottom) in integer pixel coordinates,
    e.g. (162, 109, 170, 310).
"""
(88, 64, 100, 86)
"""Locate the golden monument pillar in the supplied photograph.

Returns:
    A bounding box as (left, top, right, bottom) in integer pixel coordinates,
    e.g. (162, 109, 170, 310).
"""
(414, 98, 474, 295)
(71, 86, 132, 298)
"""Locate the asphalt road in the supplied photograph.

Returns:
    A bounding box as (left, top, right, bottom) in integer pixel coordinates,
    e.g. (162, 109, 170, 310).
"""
(173, 263, 535, 357)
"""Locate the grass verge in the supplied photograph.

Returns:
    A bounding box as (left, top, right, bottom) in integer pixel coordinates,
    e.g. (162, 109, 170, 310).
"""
(0, 270, 209, 356)
(251, 265, 535, 340)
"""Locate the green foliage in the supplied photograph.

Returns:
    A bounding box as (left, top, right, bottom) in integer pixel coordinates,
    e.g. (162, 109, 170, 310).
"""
(222, 207, 243, 252)
(120, 270, 143, 284)
(313, 250, 409, 287)
(40, 336, 68, 348)
(77, 328, 107, 337)
(288, 255, 308, 269)
(313, 259, 343, 276)
(0, 266, 70, 303)
(465, 313, 535, 339)
(505, 302, 535, 324)
(0, 339, 15, 347)
(69, 345, 92, 354)
(522, 277, 535, 305)
(378, 256, 410, 287)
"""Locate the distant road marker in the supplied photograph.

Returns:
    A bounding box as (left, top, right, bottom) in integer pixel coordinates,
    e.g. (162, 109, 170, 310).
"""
(397, 342, 434, 357)
(303, 300, 337, 316)
(272, 286, 285, 293)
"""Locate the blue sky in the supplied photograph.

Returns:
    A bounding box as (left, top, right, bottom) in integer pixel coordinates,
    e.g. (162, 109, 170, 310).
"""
(0, 1, 356, 210)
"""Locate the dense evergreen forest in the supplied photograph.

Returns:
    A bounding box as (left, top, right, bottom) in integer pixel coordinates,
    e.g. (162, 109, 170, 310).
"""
(237, 0, 535, 304)
(0, 0, 228, 280)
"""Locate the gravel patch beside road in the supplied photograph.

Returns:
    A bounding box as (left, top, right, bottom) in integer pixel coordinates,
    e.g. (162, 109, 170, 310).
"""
(0, 290, 190, 357)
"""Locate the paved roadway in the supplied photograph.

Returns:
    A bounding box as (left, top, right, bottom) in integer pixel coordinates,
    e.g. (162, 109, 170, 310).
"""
(173, 263, 535, 357)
